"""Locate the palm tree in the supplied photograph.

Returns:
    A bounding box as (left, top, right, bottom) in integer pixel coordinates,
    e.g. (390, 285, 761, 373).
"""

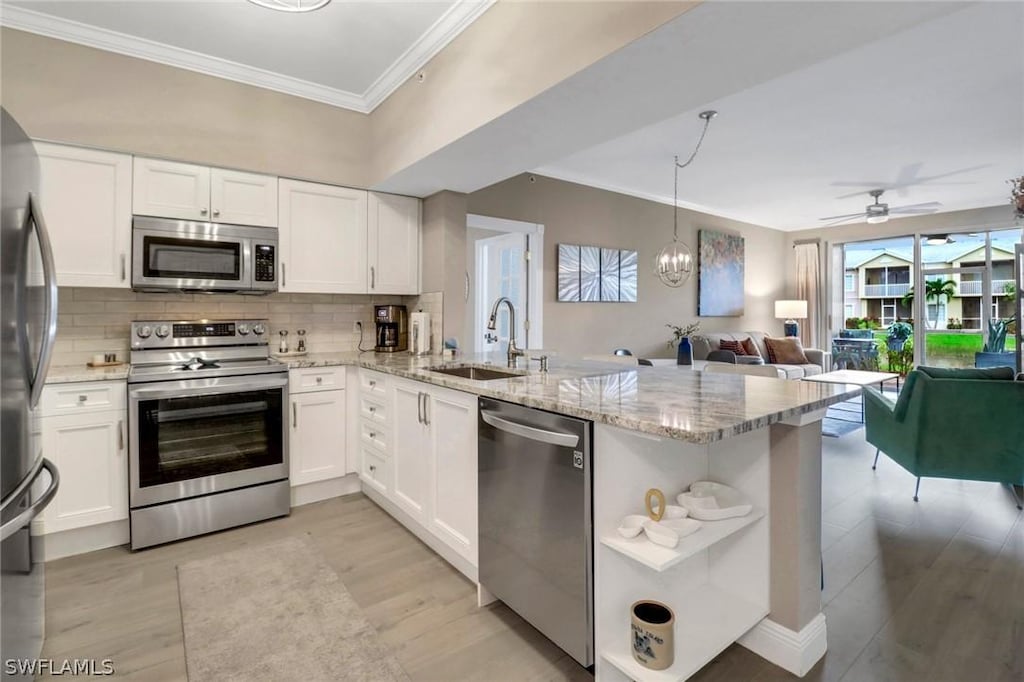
(902, 278, 957, 329)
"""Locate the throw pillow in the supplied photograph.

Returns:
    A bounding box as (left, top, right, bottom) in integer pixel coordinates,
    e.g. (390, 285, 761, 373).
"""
(764, 337, 810, 365)
(719, 339, 746, 356)
(740, 337, 761, 358)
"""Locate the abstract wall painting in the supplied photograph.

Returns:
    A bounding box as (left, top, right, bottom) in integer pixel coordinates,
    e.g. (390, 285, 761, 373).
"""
(698, 229, 745, 317)
(557, 243, 638, 303)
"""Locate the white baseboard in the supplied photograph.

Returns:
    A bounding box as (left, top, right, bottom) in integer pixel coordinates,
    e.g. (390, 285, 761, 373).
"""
(35, 520, 129, 562)
(290, 474, 361, 507)
(738, 613, 827, 677)
(361, 484, 478, 583)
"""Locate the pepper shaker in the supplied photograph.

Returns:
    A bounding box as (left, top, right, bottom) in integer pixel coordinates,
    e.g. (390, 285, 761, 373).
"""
(278, 329, 289, 354)
(296, 329, 306, 353)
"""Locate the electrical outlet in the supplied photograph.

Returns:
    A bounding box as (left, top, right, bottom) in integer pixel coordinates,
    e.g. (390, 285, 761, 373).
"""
(354, 321, 362, 333)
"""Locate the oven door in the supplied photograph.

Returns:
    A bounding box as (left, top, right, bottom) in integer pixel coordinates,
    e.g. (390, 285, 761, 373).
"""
(128, 374, 288, 508)
(131, 218, 253, 291)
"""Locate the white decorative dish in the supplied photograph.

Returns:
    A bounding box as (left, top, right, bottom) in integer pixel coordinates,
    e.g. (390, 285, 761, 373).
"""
(616, 515, 649, 538)
(641, 518, 702, 548)
(676, 481, 753, 521)
(661, 504, 688, 520)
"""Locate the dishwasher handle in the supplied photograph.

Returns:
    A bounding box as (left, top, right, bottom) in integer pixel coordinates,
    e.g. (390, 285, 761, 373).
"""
(480, 410, 580, 448)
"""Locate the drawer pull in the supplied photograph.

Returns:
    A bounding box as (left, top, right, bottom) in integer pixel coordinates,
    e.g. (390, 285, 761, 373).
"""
(315, 376, 323, 384)
(77, 395, 87, 403)
(368, 406, 376, 413)
(369, 464, 377, 473)
(369, 431, 376, 438)
(369, 380, 376, 388)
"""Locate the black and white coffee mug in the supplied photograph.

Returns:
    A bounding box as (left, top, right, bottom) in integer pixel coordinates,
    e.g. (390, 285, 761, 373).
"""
(630, 600, 675, 670)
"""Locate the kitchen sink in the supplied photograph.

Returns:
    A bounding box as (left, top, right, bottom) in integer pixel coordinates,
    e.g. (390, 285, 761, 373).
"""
(429, 365, 525, 381)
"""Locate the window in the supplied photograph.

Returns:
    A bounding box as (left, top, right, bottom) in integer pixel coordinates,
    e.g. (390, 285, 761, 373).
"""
(845, 273, 855, 292)
(844, 304, 854, 318)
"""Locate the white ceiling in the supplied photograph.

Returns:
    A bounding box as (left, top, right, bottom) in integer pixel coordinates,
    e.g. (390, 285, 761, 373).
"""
(536, 2, 1024, 232)
(1, 0, 493, 112)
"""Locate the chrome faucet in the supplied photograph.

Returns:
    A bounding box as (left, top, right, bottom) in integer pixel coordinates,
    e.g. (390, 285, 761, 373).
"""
(487, 296, 525, 367)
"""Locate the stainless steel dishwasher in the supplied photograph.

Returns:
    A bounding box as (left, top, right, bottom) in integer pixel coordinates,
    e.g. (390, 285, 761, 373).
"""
(478, 397, 593, 668)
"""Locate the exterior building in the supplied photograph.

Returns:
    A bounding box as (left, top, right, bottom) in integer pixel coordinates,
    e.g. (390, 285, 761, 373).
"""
(844, 239, 1017, 329)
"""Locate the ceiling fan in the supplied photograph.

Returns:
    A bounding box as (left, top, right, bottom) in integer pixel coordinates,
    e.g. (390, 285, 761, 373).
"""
(819, 189, 941, 225)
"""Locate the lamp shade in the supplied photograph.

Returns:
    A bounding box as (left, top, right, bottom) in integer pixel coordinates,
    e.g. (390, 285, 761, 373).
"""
(774, 300, 808, 320)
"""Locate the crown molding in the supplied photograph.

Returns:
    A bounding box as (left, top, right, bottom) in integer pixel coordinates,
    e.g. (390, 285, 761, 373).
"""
(0, 1, 495, 114)
(362, 0, 496, 111)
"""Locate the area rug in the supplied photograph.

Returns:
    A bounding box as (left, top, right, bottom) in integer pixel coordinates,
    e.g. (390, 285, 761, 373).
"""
(822, 396, 864, 438)
(177, 535, 409, 682)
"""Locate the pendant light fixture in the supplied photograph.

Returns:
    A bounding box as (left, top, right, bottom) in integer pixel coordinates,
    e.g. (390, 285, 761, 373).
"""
(655, 110, 717, 288)
(247, 0, 331, 13)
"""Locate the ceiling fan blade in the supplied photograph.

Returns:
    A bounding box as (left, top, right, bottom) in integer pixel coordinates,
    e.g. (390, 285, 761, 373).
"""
(890, 207, 940, 215)
(889, 201, 942, 212)
(819, 211, 867, 221)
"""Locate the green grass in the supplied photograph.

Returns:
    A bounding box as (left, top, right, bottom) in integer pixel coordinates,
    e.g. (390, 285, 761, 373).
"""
(871, 331, 1017, 352)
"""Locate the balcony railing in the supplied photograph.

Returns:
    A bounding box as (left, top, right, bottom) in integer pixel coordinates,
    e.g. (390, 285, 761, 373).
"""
(957, 279, 1015, 296)
(863, 282, 911, 297)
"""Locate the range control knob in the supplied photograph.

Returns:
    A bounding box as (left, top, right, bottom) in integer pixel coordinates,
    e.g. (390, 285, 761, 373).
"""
(155, 325, 170, 339)
(237, 324, 250, 335)
(252, 323, 266, 335)
(137, 325, 152, 339)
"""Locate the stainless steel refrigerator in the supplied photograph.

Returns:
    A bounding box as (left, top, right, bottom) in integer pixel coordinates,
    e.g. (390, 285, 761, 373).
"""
(1, 107, 61, 674)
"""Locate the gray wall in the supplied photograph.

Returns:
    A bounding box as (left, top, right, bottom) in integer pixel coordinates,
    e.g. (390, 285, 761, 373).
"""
(468, 174, 789, 359)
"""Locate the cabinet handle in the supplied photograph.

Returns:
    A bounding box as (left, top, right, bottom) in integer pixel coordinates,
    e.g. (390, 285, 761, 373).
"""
(281, 262, 286, 287)
(117, 419, 125, 452)
(78, 395, 87, 403)
(423, 394, 430, 426)
(213, 209, 220, 217)
(315, 376, 323, 384)
(370, 266, 375, 290)
(368, 406, 375, 413)
(417, 392, 423, 424)
(200, 207, 208, 216)
(292, 401, 297, 428)
(369, 464, 376, 473)
(369, 380, 376, 388)
(120, 254, 126, 282)
(369, 431, 376, 439)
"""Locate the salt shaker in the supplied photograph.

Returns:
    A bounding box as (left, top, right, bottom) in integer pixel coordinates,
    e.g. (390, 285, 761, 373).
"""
(278, 329, 289, 354)
(296, 329, 306, 353)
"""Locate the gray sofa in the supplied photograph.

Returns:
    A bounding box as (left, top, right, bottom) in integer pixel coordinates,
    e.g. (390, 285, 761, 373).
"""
(691, 331, 830, 379)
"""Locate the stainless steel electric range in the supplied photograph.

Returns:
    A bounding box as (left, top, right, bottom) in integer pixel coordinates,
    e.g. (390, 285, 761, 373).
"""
(127, 319, 289, 550)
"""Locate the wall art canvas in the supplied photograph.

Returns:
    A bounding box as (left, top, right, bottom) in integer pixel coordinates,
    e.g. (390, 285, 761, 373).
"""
(698, 229, 745, 316)
(557, 243, 638, 303)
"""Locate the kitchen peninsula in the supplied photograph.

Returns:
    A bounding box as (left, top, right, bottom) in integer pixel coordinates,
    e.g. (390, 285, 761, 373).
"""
(43, 352, 856, 680)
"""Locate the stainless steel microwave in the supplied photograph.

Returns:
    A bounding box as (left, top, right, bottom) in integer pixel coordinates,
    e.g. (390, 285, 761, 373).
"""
(131, 216, 278, 294)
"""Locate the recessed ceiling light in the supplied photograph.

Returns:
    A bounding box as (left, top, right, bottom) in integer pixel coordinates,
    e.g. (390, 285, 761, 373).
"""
(247, 0, 331, 13)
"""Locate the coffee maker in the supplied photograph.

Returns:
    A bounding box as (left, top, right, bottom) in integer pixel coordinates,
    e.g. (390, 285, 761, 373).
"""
(374, 304, 408, 352)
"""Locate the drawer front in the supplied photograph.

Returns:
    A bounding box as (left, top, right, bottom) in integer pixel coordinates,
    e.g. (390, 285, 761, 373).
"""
(360, 419, 387, 453)
(289, 367, 346, 393)
(39, 382, 127, 416)
(359, 370, 387, 398)
(360, 396, 387, 424)
(361, 448, 389, 495)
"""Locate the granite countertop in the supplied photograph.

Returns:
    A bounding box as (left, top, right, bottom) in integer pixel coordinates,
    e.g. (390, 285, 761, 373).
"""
(45, 351, 858, 444)
(289, 351, 860, 444)
(46, 363, 130, 383)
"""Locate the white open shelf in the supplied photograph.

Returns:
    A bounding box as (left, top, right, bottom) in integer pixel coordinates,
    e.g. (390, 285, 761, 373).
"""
(600, 583, 768, 682)
(599, 508, 765, 572)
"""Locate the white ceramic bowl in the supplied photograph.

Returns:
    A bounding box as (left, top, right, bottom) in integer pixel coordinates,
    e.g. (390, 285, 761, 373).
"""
(661, 505, 688, 520)
(657, 517, 702, 538)
(617, 514, 649, 538)
(676, 481, 753, 521)
(640, 520, 679, 548)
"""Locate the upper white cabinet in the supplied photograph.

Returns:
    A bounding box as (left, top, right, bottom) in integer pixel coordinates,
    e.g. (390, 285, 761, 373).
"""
(36, 143, 132, 288)
(278, 179, 367, 294)
(133, 157, 277, 227)
(368, 192, 420, 295)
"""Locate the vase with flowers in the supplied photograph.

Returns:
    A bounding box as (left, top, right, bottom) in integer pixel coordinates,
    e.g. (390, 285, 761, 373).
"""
(667, 322, 701, 365)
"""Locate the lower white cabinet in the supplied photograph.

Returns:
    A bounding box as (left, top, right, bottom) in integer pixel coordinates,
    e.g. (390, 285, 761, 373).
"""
(288, 368, 348, 486)
(386, 377, 478, 565)
(34, 383, 128, 535)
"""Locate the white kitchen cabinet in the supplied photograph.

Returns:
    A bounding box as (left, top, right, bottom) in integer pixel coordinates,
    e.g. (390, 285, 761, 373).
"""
(210, 168, 277, 227)
(133, 157, 211, 221)
(289, 368, 347, 487)
(384, 377, 478, 564)
(289, 389, 347, 486)
(134, 157, 277, 226)
(391, 378, 429, 523)
(36, 408, 128, 534)
(425, 385, 478, 563)
(35, 143, 132, 288)
(368, 192, 420, 294)
(278, 179, 367, 294)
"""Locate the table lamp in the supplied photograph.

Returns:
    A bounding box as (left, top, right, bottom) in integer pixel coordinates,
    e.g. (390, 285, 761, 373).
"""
(775, 300, 807, 338)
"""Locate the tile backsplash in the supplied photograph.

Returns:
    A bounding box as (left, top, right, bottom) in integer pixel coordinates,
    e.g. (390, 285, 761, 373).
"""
(53, 288, 444, 366)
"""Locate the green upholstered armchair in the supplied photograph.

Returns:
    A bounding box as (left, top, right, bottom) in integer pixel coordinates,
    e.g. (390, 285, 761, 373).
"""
(864, 366, 1024, 509)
